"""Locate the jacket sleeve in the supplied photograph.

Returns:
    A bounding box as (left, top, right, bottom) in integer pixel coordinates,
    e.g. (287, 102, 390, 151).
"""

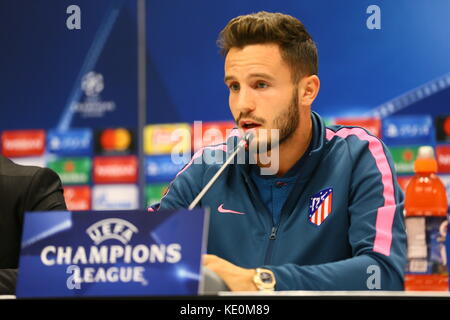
(150, 154, 206, 211)
(1, 167, 67, 295)
(264, 133, 407, 290)
(0, 269, 17, 295)
(24, 167, 67, 212)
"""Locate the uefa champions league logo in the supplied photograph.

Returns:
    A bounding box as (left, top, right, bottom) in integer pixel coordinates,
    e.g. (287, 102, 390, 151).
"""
(71, 71, 115, 118)
(86, 218, 138, 245)
(81, 72, 104, 97)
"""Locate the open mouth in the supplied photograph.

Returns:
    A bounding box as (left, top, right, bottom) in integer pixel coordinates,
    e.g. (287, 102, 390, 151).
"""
(240, 120, 262, 131)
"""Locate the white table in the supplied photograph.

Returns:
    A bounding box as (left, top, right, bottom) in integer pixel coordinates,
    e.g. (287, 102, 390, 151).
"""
(219, 290, 450, 297)
(3, 291, 450, 299)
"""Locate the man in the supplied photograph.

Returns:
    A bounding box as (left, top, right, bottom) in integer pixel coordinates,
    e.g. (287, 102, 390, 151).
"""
(0, 155, 67, 294)
(151, 11, 406, 291)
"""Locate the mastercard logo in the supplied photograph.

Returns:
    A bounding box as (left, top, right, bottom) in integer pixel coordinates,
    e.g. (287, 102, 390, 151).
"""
(444, 117, 450, 136)
(100, 128, 131, 151)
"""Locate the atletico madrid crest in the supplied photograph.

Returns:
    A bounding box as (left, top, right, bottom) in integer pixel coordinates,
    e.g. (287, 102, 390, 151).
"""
(309, 188, 333, 226)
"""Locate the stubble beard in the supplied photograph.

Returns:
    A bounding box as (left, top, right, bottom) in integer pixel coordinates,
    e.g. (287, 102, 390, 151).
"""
(258, 87, 300, 154)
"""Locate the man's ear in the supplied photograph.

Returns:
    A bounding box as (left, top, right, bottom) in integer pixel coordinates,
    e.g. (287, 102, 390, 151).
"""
(299, 75, 320, 106)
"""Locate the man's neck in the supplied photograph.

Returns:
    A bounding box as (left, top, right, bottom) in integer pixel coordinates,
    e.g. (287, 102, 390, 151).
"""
(256, 121, 313, 177)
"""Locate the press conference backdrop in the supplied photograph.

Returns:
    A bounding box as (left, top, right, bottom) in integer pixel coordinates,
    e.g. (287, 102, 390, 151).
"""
(1, 0, 449, 211)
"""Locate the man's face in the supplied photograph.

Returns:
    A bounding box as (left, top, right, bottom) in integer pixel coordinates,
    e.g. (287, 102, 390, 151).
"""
(224, 43, 300, 151)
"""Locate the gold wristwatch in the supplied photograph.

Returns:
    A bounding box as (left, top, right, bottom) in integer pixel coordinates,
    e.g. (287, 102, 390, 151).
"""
(253, 268, 276, 291)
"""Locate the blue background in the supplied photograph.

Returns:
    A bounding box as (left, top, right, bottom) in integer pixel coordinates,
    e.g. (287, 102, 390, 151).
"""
(1, 0, 450, 295)
(1, 0, 449, 129)
(0, 1, 449, 211)
(0, 0, 138, 130)
(147, 0, 450, 123)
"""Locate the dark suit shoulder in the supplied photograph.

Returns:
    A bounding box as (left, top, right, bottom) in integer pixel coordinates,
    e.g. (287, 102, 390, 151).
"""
(30, 166, 63, 185)
(0, 156, 66, 271)
(0, 156, 41, 178)
(25, 167, 67, 212)
(0, 155, 67, 212)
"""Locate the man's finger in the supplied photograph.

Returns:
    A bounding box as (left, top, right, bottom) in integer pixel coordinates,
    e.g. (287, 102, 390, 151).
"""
(202, 254, 217, 265)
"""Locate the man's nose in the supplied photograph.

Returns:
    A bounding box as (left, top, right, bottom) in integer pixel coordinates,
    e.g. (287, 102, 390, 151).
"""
(235, 87, 256, 114)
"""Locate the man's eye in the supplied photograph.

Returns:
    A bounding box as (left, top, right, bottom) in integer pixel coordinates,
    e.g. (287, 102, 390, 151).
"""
(256, 81, 268, 89)
(229, 83, 240, 91)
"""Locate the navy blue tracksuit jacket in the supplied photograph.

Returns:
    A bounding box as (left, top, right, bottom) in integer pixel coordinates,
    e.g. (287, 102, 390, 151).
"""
(150, 111, 407, 290)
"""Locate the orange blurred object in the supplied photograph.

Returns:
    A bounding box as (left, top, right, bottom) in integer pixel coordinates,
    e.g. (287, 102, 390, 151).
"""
(405, 149, 447, 216)
(404, 146, 449, 291)
(100, 129, 116, 150)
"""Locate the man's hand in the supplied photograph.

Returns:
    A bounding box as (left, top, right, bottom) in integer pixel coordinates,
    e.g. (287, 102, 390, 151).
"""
(203, 254, 258, 292)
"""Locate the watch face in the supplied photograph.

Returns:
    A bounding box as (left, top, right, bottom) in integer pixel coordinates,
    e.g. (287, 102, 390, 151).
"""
(260, 271, 273, 284)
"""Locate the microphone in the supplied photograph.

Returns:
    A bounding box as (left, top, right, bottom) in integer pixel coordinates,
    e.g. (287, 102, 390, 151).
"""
(188, 130, 255, 210)
(241, 130, 255, 148)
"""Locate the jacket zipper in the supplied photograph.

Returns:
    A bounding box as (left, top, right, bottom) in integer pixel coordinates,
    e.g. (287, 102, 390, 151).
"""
(264, 225, 278, 265)
(269, 226, 278, 240)
(243, 175, 281, 266)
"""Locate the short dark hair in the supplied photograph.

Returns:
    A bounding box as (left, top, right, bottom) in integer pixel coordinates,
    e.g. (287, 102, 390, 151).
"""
(217, 11, 318, 82)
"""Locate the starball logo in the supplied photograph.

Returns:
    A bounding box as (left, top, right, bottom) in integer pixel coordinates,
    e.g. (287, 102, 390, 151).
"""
(81, 72, 104, 97)
(38, 218, 182, 289)
(71, 71, 116, 118)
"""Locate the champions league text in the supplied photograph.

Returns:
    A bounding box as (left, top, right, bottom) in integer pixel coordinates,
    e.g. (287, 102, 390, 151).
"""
(40, 243, 181, 287)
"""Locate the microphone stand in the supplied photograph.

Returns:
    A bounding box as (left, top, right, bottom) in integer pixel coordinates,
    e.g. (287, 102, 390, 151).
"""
(188, 131, 255, 210)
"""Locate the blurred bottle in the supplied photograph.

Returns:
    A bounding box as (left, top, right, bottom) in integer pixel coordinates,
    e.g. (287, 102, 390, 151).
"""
(404, 146, 449, 291)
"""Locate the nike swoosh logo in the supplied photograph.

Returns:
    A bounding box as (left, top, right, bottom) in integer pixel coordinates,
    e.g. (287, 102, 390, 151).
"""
(218, 204, 246, 215)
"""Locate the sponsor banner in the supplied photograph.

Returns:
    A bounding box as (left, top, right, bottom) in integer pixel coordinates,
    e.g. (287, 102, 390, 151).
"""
(47, 157, 91, 185)
(192, 121, 235, 152)
(144, 124, 191, 155)
(436, 145, 450, 173)
(435, 115, 450, 143)
(93, 156, 138, 184)
(382, 115, 434, 146)
(389, 146, 419, 174)
(145, 154, 189, 183)
(16, 209, 207, 297)
(397, 176, 412, 192)
(146, 183, 169, 207)
(64, 186, 91, 211)
(47, 129, 93, 156)
(92, 185, 139, 210)
(323, 117, 334, 127)
(94, 128, 136, 155)
(334, 117, 381, 138)
(438, 174, 450, 207)
(1, 130, 45, 157)
(10, 156, 46, 168)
